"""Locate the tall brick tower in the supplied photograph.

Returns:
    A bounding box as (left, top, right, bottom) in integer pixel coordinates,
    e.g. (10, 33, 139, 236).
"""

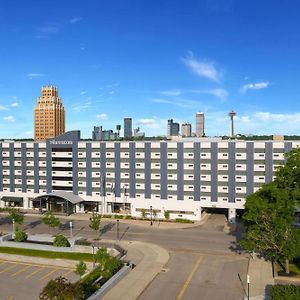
(34, 85, 65, 141)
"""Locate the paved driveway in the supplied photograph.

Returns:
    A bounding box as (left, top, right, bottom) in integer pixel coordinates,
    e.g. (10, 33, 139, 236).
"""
(0, 259, 78, 300)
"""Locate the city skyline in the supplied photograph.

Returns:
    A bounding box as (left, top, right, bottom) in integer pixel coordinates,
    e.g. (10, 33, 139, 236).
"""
(1, 1, 300, 138)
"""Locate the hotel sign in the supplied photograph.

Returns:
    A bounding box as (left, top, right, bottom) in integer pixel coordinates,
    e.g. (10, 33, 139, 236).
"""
(50, 141, 73, 145)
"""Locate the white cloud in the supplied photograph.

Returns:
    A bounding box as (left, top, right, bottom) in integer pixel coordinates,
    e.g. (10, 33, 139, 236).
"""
(11, 102, 19, 107)
(108, 91, 115, 95)
(161, 89, 181, 96)
(39, 26, 59, 34)
(204, 89, 228, 101)
(80, 91, 87, 96)
(69, 17, 82, 24)
(0, 105, 9, 111)
(96, 113, 108, 120)
(3, 116, 15, 122)
(27, 73, 45, 80)
(136, 118, 157, 125)
(240, 81, 269, 93)
(152, 98, 206, 109)
(181, 51, 222, 82)
(73, 104, 91, 112)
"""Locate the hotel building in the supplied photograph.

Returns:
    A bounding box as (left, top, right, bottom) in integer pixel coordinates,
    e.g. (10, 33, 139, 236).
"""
(0, 131, 298, 223)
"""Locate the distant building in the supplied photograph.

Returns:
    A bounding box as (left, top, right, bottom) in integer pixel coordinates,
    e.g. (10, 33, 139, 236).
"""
(181, 123, 192, 137)
(167, 119, 179, 137)
(134, 127, 145, 138)
(34, 85, 65, 141)
(124, 118, 132, 138)
(196, 112, 204, 137)
(92, 126, 117, 141)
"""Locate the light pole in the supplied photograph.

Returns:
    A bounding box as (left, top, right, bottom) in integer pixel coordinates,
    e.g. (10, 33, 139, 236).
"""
(150, 206, 153, 226)
(69, 221, 73, 238)
(247, 274, 250, 300)
(117, 219, 120, 241)
(12, 219, 15, 238)
(92, 244, 95, 268)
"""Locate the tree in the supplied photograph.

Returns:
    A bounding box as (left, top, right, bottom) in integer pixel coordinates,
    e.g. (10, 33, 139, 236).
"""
(39, 276, 83, 300)
(89, 212, 101, 239)
(240, 148, 300, 275)
(164, 210, 170, 220)
(75, 261, 87, 277)
(8, 208, 24, 235)
(275, 148, 300, 208)
(42, 211, 61, 234)
(241, 183, 298, 274)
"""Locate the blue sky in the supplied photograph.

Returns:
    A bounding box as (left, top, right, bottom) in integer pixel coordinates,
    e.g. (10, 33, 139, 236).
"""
(1, 0, 300, 138)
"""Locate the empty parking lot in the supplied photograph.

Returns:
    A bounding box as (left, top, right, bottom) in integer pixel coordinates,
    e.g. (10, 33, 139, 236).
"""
(0, 259, 79, 300)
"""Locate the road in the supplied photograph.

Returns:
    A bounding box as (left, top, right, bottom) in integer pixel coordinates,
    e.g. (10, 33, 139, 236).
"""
(0, 213, 248, 300)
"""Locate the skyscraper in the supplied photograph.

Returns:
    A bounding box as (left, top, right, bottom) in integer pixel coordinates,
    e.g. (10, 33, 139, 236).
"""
(34, 85, 65, 142)
(181, 123, 192, 137)
(124, 118, 132, 138)
(167, 119, 180, 137)
(196, 112, 204, 137)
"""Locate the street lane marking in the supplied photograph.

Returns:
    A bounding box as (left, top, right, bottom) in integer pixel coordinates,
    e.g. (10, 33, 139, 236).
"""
(26, 266, 45, 279)
(39, 269, 58, 281)
(10, 265, 31, 277)
(0, 264, 17, 274)
(0, 259, 73, 270)
(176, 256, 203, 300)
(61, 269, 73, 277)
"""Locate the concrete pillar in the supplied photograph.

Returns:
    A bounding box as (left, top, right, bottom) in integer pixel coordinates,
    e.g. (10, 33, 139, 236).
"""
(228, 208, 236, 224)
(23, 197, 29, 209)
(0, 197, 4, 208)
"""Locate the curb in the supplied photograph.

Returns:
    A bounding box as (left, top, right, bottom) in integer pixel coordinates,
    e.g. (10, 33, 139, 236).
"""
(101, 240, 169, 300)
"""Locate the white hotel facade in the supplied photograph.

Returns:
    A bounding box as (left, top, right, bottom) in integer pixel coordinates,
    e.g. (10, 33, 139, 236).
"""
(0, 131, 298, 223)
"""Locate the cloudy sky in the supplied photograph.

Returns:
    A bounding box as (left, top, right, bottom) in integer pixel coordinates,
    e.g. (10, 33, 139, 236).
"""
(0, 0, 300, 138)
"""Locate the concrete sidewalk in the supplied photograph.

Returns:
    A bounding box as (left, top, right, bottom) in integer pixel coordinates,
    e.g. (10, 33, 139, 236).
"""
(2, 211, 209, 230)
(102, 240, 169, 300)
(244, 255, 274, 300)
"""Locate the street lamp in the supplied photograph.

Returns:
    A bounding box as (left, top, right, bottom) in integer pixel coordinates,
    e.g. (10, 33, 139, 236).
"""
(117, 219, 120, 241)
(69, 221, 73, 238)
(92, 244, 95, 268)
(247, 274, 250, 300)
(12, 219, 15, 238)
(150, 206, 153, 226)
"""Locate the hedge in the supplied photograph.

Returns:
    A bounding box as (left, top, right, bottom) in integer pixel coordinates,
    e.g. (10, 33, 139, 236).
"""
(270, 285, 300, 300)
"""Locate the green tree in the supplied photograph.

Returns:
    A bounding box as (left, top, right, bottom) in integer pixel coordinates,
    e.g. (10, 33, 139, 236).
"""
(89, 212, 101, 239)
(275, 148, 300, 207)
(240, 183, 298, 274)
(8, 208, 24, 235)
(39, 276, 83, 300)
(42, 211, 61, 234)
(75, 261, 87, 277)
(140, 209, 146, 219)
(164, 210, 170, 220)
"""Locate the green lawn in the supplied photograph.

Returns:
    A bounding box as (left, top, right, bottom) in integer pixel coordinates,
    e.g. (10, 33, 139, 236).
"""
(276, 258, 300, 277)
(0, 246, 95, 262)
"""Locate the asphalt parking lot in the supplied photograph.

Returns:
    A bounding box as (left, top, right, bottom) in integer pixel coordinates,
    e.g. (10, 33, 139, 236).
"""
(0, 259, 79, 300)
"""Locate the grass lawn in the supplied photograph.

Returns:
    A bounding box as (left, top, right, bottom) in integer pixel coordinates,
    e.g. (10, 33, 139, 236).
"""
(276, 258, 300, 277)
(0, 246, 95, 262)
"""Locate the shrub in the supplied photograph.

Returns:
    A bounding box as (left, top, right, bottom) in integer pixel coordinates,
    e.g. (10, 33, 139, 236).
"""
(53, 235, 70, 247)
(103, 214, 112, 218)
(175, 218, 194, 224)
(115, 215, 124, 219)
(270, 284, 300, 300)
(141, 209, 147, 219)
(75, 261, 87, 277)
(14, 229, 28, 242)
(164, 211, 170, 220)
(125, 215, 132, 219)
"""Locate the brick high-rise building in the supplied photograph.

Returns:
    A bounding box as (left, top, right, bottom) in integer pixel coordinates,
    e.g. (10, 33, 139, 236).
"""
(34, 85, 65, 141)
